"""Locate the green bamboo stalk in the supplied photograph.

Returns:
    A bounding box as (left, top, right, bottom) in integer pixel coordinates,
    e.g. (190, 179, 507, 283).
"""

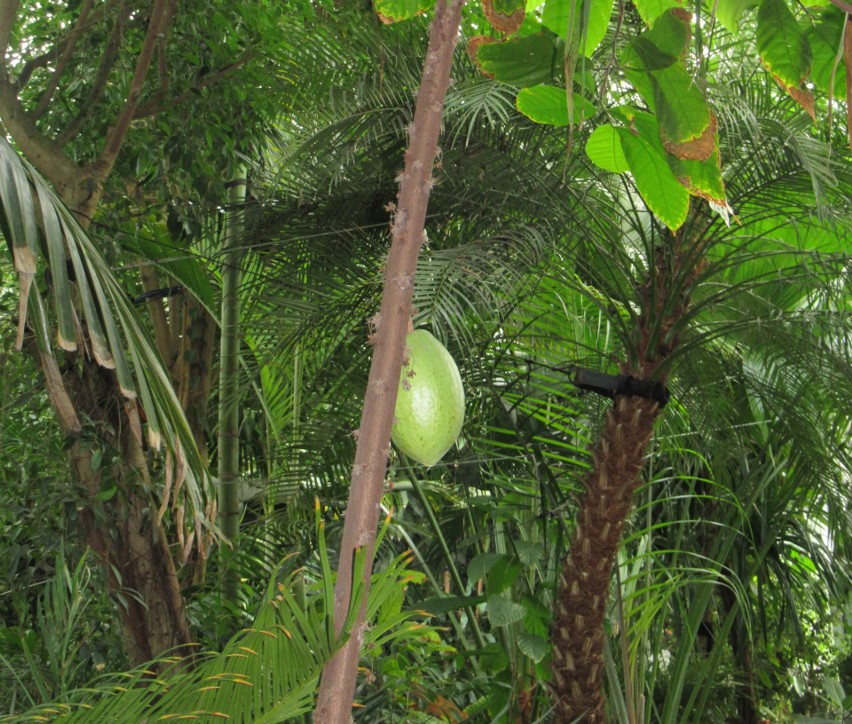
(218, 167, 248, 605)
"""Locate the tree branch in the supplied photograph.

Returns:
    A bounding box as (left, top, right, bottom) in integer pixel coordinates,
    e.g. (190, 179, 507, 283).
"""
(133, 49, 253, 118)
(313, 1, 464, 721)
(32, 0, 96, 120)
(0, 80, 82, 199)
(80, 0, 177, 218)
(57, 0, 132, 147)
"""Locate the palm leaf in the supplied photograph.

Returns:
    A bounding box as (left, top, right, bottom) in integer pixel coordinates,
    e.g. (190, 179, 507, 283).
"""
(0, 136, 211, 519)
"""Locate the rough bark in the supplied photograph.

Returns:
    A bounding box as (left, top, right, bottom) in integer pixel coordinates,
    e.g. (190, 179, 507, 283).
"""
(61, 354, 194, 666)
(550, 396, 661, 721)
(313, 2, 464, 721)
(550, 221, 704, 720)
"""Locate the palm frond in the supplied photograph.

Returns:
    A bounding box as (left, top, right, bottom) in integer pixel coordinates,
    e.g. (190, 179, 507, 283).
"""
(0, 136, 212, 520)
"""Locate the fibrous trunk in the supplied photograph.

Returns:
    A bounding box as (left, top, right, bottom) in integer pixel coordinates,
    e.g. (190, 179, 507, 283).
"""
(550, 395, 661, 721)
(550, 221, 701, 720)
(60, 355, 194, 667)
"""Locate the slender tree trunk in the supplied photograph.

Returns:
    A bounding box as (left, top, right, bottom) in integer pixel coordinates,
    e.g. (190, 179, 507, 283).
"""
(314, 3, 464, 721)
(56, 353, 194, 666)
(550, 220, 704, 720)
(218, 169, 248, 604)
(719, 585, 760, 724)
(0, 0, 201, 666)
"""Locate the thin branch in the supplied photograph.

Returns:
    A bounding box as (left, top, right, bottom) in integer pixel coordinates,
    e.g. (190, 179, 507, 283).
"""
(31, 0, 96, 120)
(81, 0, 176, 217)
(133, 49, 253, 118)
(313, 1, 464, 721)
(57, 0, 132, 147)
(11, 2, 112, 89)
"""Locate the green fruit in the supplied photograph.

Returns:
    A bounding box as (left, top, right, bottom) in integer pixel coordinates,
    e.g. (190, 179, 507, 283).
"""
(391, 329, 465, 466)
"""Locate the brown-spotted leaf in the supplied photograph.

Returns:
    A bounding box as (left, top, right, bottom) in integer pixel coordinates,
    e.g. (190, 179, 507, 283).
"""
(663, 112, 717, 161)
(482, 0, 525, 34)
(467, 35, 497, 77)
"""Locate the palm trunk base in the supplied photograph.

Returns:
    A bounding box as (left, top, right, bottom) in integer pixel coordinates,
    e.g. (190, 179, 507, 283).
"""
(550, 396, 660, 722)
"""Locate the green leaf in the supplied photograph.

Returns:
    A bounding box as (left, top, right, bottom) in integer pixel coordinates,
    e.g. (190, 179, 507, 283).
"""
(119, 229, 216, 314)
(515, 540, 544, 566)
(757, 0, 811, 88)
(617, 127, 690, 230)
(585, 124, 629, 172)
(668, 149, 726, 205)
(95, 484, 117, 501)
(541, 0, 613, 57)
(715, 0, 759, 33)
(805, 8, 847, 99)
(629, 37, 679, 71)
(374, 0, 433, 22)
(649, 63, 712, 148)
(515, 84, 595, 125)
(468, 552, 505, 583)
(632, 9, 692, 65)
(517, 631, 548, 662)
(485, 556, 522, 594)
(486, 595, 527, 626)
(476, 33, 562, 88)
(631, 0, 683, 25)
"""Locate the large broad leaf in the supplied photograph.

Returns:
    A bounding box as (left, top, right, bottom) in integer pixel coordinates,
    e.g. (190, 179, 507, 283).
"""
(629, 109, 726, 206)
(631, 0, 684, 26)
(585, 124, 629, 173)
(636, 8, 691, 62)
(715, 0, 760, 33)
(486, 594, 528, 626)
(805, 7, 847, 99)
(649, 64, 713, 157)
(374, 0, 433, 23)
(617, 127, 690, 230)
(515, 83, 595, 125)
(757, 0, 810, 87)
(483, 0, 526, 33)
(541, 0, 614, 57)
(757, 0, 815, 118)
(668, 147, 727, 206)
(476, 32, 563, 87)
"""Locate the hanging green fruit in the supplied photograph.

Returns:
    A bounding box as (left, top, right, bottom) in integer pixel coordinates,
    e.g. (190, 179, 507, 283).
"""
(391, 329, 465, 466)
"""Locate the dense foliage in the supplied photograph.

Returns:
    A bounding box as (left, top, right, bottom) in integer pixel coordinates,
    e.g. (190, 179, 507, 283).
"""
(0, 0, 849, 721)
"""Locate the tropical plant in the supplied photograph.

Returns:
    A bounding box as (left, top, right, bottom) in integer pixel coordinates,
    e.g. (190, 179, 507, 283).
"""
(0, 0, 850, 720)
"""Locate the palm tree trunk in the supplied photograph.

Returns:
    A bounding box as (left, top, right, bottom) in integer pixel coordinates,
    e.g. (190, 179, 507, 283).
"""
(550, 395, 662, 721)
(550, 220, 704, 720)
